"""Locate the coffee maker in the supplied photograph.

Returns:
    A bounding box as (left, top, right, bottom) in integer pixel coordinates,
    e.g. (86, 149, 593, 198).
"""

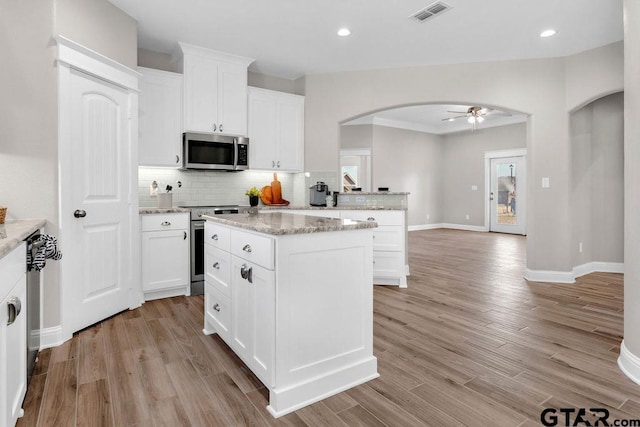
(309, 181, 330, 206)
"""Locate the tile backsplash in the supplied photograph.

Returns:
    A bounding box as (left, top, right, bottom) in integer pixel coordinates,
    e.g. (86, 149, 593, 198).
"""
(138, 168, 340, 207)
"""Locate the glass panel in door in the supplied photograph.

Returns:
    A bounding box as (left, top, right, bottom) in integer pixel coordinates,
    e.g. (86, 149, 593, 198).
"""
(490, 156, 526, 234)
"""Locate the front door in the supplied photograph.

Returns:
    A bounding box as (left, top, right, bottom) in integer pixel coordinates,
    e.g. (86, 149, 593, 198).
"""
(61, 68, 133, 335)
(489, 156, 526, 234)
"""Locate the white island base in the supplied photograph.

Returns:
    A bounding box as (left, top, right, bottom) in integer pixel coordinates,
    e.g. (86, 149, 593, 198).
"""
(202, 213, 379, 417)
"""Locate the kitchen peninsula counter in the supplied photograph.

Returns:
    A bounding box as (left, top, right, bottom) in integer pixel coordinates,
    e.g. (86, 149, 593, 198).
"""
(0, 219, 46, 260)
(202, 212, 378, 417)
(259, 204, 406, 211)
(202, 211, 377, 235)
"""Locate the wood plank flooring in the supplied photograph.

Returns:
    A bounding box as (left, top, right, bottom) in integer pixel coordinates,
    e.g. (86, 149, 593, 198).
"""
(19, 229, 639, 426)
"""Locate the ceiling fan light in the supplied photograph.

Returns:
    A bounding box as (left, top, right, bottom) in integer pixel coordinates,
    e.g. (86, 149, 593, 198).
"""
(476, 116, 485, 123)
(467, 116, 475, 124)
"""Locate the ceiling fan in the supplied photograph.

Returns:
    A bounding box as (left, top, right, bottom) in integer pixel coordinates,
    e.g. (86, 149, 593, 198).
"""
(442, 106, 492, 125)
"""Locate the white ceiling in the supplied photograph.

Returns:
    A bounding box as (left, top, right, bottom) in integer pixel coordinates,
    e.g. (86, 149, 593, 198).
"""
(110, 0, 621, 134)
(110, 0, 623, 80)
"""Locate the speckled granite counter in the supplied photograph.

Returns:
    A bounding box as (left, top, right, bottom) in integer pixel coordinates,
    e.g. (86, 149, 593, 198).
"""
(203, 212, 377, 236)
(259, 205, 406, 211)
(0, 219, 47, 260)
(139, 207, 190, 214)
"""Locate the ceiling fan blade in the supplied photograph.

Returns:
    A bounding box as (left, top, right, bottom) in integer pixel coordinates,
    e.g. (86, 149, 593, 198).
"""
(441, 114, 467, 121)
(447, 110, 469, 114)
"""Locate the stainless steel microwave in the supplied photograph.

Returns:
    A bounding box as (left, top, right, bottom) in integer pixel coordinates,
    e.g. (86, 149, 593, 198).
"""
(182, 132, 249, 171)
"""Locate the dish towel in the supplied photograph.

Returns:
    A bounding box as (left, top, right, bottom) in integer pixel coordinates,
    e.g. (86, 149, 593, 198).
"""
(27, 234, 62, 271)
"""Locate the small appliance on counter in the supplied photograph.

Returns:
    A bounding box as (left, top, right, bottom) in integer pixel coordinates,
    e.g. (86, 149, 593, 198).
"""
(309, 182, 331, 206)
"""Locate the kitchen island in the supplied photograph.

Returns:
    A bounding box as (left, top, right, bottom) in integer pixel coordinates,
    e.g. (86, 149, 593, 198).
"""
(201, 212, 379, 417)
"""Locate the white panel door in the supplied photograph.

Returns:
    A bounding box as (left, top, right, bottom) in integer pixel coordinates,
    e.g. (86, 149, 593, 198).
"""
(63, 69, 133, 334)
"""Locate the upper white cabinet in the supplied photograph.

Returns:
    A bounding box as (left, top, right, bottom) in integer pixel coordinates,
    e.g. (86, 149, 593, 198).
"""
(179, 42, 254, 136)
(248, 87, 305, 172)
(138, 67, 183, 167)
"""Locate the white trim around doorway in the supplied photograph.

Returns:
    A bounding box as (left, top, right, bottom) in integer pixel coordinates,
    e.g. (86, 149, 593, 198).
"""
(484, 148, 527, 233)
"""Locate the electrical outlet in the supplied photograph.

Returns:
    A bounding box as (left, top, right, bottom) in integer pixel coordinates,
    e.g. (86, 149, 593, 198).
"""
(465, 214, 470, 220)
(471, 185, 478, 191)
(427, 213, 430, 220)
(150, 184, 158, 196)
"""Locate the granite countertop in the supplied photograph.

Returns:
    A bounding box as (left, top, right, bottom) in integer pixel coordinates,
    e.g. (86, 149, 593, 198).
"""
(203, 212, 378, 236)
(259, 205, 406, 211)
(342, 191, 410, 195)
(0, 219, 47, 260)
(139, 207, 190, 215)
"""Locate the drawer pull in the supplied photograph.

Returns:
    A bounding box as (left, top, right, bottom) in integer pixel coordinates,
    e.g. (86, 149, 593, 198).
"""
(161, 221, 171, 226)
(240, 264, 253, 283)
(7, 297, 21, 326)
(213, 303, 221, 312)
(367, 217, 375, 221)
(183, 231, 187, 240)
(242, 244, 252, 253)
(211, 234, 219, 241)
(213, 262, 220, 269)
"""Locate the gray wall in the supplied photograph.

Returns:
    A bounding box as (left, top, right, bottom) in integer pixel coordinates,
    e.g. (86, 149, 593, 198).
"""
(302, 43, 623, 274)
(55, 0, 138, 69)
(571, 93, 624, 267)
(341, 125, 373, 149)
(371, 126, 443, 226)
(441, 124, 527, 226)
(1, 0, 59, 326)
(0, 0, 137, 329)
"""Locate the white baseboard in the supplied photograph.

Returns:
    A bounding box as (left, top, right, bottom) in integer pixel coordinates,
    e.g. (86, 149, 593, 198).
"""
(573, 262, 624, 278)
(408, 223, 486, 232)
(525, 261, 624, 284)
(40, 325, 65, 349)
(408, 223, 444, 231)
(524, 268, 575, 283)
(619, 340, 640, 386)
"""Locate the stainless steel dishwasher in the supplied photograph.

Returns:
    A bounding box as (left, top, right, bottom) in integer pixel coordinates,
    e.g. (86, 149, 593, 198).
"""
(25, 231, 42, 382)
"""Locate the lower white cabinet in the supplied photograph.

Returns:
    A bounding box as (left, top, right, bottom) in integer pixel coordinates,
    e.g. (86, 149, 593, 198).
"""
(203, 220, 377, 417)
(230, 255, 275, 385)
(1, 243, 27, 427)
(141, 213, 190, 300)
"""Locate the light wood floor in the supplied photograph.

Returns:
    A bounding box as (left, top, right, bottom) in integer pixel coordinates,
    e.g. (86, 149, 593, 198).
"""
(19, 229, 638, 426)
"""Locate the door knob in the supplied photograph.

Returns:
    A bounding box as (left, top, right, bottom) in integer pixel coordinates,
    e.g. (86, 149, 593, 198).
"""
(213, 303, 220, 312)
(7, 297, 21, 325)
(74, 209, 87, 218)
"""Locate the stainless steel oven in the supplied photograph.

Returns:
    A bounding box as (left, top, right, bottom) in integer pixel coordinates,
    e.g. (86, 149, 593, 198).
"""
(181, 205, 250, 295)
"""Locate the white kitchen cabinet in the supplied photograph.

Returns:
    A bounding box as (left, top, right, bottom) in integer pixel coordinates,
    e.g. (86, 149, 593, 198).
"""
(141, 213, 190, 300)
(203, 218, 377, 417)
(180, 43, 254, 136)
(230, 254, 275, 385)
(0, 242, 27, 427)
(138, 67, 183, 167)
(248, 87, 304, 172)
(340, 210, 407, 287)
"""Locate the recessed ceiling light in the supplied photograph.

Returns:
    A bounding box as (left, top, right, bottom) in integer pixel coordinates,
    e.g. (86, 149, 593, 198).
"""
(540, 29, 556, 38)
(337, 28, 351, 37)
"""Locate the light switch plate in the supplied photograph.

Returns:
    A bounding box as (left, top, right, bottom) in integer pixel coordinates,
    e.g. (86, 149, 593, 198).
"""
(541, 177, 550, 188)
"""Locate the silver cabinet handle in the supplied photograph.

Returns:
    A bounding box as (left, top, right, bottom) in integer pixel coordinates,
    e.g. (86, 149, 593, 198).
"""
(490, 192, 494, 201)
(176, 155, 180, 164)
(219, 124, 223, 133)
(277, 161, 280, 168)
(272, 160, 275, 168)
(211, 234, 218, 241)
(213, 303, 220, 312)
(242, 244, 252, 253)
(367, 217, 375, 221)
(74, 209, 86, 218)
(183, 231, 187, 240)
(161, 221, 171, 226)
(212, 123, 217, 132)
(7, 297, 21, 325)
(240, 264, 253, 283)
(213, 262, 220, 269)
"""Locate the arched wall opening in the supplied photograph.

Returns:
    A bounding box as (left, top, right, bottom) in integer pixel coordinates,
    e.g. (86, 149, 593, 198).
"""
(569, 91, 624, 275)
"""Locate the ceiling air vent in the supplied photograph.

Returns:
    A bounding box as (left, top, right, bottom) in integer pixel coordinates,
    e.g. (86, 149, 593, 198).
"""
(410, 1, 452, 22)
